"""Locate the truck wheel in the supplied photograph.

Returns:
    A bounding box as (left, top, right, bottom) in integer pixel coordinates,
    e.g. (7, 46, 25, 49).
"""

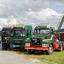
(59, 45, 63, 51)
(27, 50, 34, 54)
(2, 43, 7, 50)
(47, 46, 53, 55)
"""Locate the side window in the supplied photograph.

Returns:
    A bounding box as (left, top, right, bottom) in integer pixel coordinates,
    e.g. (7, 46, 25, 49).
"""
(52, 34, 56, 41)
(50, 34, 56, 40)
(30, 30, 31, 35)
(27, 30, 31, 36)
(27, 30, 28, 36)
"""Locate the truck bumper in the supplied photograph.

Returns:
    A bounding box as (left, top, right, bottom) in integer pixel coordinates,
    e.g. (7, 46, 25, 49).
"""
(25, 46, 49, 51)
(10, 45, 25, 50)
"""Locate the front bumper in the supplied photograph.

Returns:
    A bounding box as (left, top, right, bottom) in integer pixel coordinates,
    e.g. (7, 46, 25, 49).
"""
(25, 46, 49, 51)
(10, 44, 25, 50)
(10, 44, 24, 48)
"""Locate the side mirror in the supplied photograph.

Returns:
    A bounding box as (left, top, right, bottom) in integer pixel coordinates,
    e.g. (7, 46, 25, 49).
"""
(45, 36, 47, 39)
(11, 34, 13, 36)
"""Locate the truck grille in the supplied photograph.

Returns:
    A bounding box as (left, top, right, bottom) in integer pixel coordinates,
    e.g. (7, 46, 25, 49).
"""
(32, 38, 41, 45)
(13, 39, 23, 45)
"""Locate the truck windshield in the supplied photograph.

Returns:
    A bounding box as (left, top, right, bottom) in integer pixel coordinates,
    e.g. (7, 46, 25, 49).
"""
(34, 29, 50, 35)
(14, 30, 25, 37)
(2, 30, 11, 36)
(40, 30, 50, 34)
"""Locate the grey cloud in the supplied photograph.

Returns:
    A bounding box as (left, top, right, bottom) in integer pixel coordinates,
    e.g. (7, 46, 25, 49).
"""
(0, 0, 49, 18)
(0, 0, 63, 18)
(0, 0, 63, 29)
(50, 0, 64, 3)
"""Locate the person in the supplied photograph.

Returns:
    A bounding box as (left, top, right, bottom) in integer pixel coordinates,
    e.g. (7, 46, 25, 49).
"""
(52, 32, 59, 49)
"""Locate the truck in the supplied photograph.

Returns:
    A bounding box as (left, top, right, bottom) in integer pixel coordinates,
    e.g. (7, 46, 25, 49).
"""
(10, 25, 32, 50)
(1, 27, 12, 50)
(0, 31, 2, 50)
(25, 26, 63, 54)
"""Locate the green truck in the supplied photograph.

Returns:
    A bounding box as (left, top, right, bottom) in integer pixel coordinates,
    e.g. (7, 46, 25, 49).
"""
(10, 25, 32, 50)
(25, 26, 63, 54)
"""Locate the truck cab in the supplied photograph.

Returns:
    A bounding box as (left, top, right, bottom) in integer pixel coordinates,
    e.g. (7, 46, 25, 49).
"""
(10, 27, 25, 50)
(10, 25, 32, 50)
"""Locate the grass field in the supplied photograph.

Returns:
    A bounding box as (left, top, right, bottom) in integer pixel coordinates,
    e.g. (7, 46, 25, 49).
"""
(40, 51, 64, 64)
(16, 51, 64, 64)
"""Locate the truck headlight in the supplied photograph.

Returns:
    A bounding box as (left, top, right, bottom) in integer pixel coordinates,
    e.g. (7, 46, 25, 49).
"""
(5, 37, 7, 39)
(24, 38, 31, 43)
(42, 44, 49, 47)
(4, 37, 9, 40)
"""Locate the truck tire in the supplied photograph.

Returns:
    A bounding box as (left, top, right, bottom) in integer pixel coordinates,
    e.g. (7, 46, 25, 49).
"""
(27, 50, 34, 54)
(59, 45, 63, 51)
(2, 43, 7, 50)
(47, 46, 53, 55)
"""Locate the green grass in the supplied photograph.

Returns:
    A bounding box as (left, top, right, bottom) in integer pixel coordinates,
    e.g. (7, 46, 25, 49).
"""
(40, 51, 64, 64)
(16, 51, 64, 64)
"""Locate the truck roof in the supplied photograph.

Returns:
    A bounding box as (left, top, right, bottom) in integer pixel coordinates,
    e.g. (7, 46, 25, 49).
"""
(35, 26, 49, 30)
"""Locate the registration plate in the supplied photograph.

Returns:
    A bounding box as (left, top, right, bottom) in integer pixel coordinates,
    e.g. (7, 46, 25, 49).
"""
(25, 43, 30, 46)
(42, 44, 48, 47)
(12, 45, 20, 47)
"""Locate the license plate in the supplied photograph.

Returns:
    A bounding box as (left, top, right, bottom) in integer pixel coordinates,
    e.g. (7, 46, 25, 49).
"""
(13, 45, 20, 47)
(42, 44, 48, 47)
(25, 43, 30, 46)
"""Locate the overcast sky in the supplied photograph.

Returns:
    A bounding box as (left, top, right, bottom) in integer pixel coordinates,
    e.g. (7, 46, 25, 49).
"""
(0, 0, 64, 29)
(0, 0, 64, 17)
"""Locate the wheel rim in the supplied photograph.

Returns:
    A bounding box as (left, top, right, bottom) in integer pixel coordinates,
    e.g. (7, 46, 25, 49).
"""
(49, 47, 53, 53)
(60, 46, 63, 51)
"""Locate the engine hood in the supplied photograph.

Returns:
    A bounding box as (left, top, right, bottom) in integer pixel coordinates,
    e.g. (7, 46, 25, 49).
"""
(32, 33, 51, 40)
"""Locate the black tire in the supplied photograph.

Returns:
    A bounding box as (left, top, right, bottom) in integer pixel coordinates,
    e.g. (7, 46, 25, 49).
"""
(2, 42, 10, 50)
(59, 45, 63, 51)
(2, 43, 7, 50)
(47, 46, 53, 55)
(27, 50, 34, 54)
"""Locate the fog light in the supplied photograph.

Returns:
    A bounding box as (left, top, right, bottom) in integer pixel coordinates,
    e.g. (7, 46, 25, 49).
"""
(42, 44, 49, 47)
